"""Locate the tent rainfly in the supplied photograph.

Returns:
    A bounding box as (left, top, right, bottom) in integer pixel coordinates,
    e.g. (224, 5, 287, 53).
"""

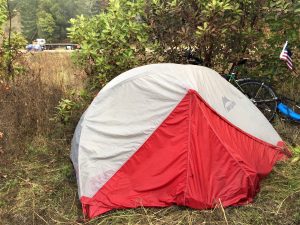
(71, 64, 287, 219)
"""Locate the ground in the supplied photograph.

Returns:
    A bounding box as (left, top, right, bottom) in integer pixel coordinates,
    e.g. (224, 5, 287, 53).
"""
(0, 52, 299, 225)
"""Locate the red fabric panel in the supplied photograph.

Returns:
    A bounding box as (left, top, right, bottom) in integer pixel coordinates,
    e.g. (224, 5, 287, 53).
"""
(185, 90, 285, 208)
(81, 91, 191, 218)
(81, 90, 285, 219)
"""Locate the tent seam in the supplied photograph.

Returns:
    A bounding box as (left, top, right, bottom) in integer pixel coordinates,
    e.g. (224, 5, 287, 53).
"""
(192, 91, 257, 196)
(75, 118, 86, 198)
(183, 91, 192, 204)
(208, 125, 256, 196)
(82, 90, 190, 200)
(190, 90, 282, 150)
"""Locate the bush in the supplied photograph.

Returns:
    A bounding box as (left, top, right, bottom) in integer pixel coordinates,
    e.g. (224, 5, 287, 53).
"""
(0, 32, 27, 80)
(69, 0, 300, 97)
(68, 0, 150, 89)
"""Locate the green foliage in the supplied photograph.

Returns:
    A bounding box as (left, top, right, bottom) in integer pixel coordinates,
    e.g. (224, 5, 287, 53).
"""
(293, 146, 300, 155)
(89, 0, 107, 15)
(68, 0, 300, 101)
(0, 32, 27, 80)
(43, 0, 78, 41)
(146, 0, 266, 68)
(68, 0, 149, 88)
(0, 0, 7, 29)
(55, 98, 80, 124)
(19, 0, 108, 42)
(37, 11, 55, 42)
(19, 0, 38, 41)
(76, 0, 107, 16)
(253, 0, 300, 83)
(143, 0, 300, 90)
(0, 0, 27, 80)
(54, 88, 91, 125)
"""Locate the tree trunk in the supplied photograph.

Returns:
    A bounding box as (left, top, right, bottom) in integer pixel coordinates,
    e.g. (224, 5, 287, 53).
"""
(6, 0, 13, 79)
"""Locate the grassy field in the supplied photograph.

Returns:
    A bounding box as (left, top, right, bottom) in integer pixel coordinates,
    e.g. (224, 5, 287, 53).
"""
(0, 52, 299, 225)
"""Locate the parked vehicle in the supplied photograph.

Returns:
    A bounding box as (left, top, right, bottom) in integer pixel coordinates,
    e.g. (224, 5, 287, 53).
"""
(35, 38, 46, 49)
(26, 38, 46, 51)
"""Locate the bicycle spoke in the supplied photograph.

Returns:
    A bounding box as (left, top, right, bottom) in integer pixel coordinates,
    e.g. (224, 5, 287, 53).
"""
(253, 83, 264, 98)
(238, 81, 277, 121)
(252, 98, 277, 103)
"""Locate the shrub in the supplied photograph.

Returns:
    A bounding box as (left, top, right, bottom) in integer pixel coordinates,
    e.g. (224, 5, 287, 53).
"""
(69, 0, 300, 92)
(0, 32, 27, 80)
(68, 0, 150, 89)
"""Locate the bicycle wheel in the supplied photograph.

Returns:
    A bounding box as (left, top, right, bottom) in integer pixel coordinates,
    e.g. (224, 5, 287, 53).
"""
(237, 80, 278, 121)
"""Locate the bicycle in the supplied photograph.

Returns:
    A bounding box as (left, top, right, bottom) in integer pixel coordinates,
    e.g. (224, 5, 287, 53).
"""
(224, 59, 278, 121)
(222, 60, 300, 123)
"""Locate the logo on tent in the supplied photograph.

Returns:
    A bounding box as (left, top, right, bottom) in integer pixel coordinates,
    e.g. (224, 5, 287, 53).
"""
(222, 96, 236, 112)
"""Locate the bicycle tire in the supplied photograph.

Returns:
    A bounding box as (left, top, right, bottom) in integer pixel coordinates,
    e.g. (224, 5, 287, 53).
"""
(236, 80, 278, 121)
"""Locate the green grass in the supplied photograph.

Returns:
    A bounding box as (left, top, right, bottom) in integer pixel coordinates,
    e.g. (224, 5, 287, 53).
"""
(0, 127, 299, 225)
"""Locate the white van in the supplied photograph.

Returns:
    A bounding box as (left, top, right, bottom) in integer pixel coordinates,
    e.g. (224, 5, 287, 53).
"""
(36, 39, 46, 46)
(35, 39, 46, 50)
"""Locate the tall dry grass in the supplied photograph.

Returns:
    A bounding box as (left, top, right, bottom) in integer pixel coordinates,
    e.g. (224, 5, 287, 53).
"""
(26, 52, 86, 90)
(0, 51, 87, 224)
(0, 51, 86, 162)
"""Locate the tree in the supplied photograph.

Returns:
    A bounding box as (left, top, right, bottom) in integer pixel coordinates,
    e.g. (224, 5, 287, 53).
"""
(74, 0, 108, 16)
(0, 0, 26, 80)
(18, 0, 109, 42)
(37, 11, 55, 41)
(90, 0, 108, 15)
(19, 0, 38, 41)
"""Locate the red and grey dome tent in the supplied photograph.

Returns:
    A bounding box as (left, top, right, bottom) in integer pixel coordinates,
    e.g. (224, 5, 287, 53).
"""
(71, 64, 286, 219)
